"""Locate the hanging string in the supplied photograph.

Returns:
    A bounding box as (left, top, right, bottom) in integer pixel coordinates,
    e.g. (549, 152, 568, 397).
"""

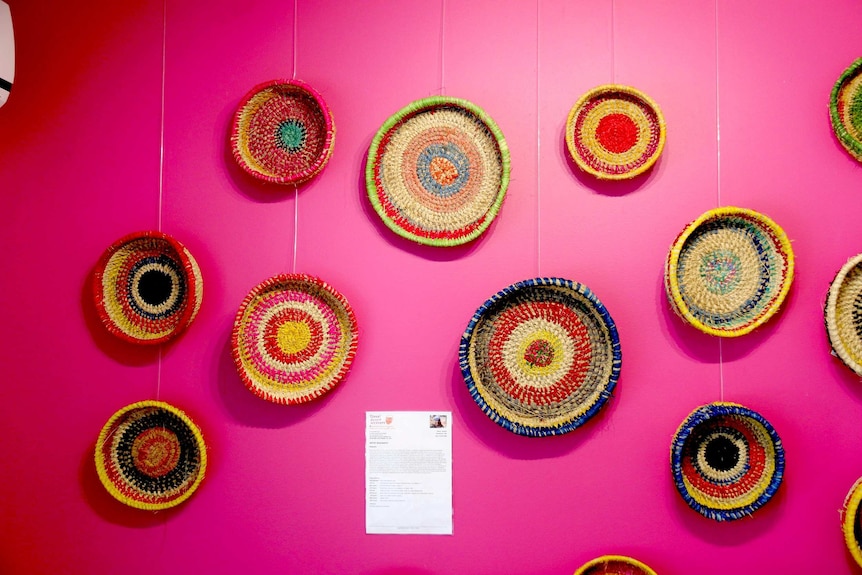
(440, 0, 446, 94)
(536, 0, 542, 276)
(155, 0, 168, 401)
(610, 0, 616, 84)
(292, 0, 298, 80)
(715, 0, 724, 402)
(291, 0, 299, 273)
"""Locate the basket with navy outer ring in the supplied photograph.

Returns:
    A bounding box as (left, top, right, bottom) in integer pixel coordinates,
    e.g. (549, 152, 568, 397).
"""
(566, 84, 666, 180)
(366, 96, 510, 247)
(665, 207, 794, 337)
(232, 273, 358, 405)
(830, 57, 862, 162)
(93, 231, 203, 345)
(95, 400, 207, 510)
(459, 278, 621, 437)
(573, 555, 657, 575)
(841, 477, 862, 568)
(670, 402, 784, 522)
(231, 79, 335, 185)
(825, 253, 862, 376)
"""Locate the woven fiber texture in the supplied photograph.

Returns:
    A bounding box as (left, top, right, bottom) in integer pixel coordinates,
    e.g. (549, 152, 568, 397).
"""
(93, 231, 203, 345)
(830, 57, 862, 162)
(842, 477, 862, 568)
(566, 84, 666, 180)
(573, 555, 657, 575)
(231, 79, 335, 185)
(825, 253, 862, 376)
(664, 206, 794, 337)
(366, 96, 510, 246)
(232, 273, 358, 405)
(95, 400, 207, 511)
(670, 402, 784, 522)
(459, 277, 621, 437)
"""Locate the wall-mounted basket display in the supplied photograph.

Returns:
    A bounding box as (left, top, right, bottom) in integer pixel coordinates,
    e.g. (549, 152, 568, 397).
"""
(664, 206, 794, 337)
(232, 273, 358, 405)
(95, 400, 207, 510)
(842, 477, 862, 568)
(366, 96, 510, 246)
(830, 57, 862, 162)
(565, 84, 666, 180)
(825, 253, 862, 376)
(573, 555, 657, 575)
(670, 402, 784, 522)
(459, 277, 620, 437)
(231, 79, 336, 185)
(92, 231, 203, 345)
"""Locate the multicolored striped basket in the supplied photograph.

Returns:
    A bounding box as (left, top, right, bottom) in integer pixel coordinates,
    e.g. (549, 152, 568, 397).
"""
(93, 231, 203, 345)
(841, 477, 862, 568)
(825, 253, 862, 376)
(232, 273, 358, 405)
(566, 84, 666, 180)
(95, 400, 207, 511)
(670, 402, 784, 522)
(366, 96, 510, 246)
(573, 555, 657, 575)
(459, 278, 621, 437)
(664, 207, 794, 337)
(231, 79, 335, 185)
(830, 57, 862, 162)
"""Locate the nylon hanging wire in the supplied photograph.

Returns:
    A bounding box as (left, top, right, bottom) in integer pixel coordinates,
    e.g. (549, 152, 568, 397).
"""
(610, 0, 615, 83)
(715, 0, 725, 401)
(291, 0, 299, 273)
(440, 0, 446, 94)
(156, 0, 168, 400)
(536, 0, 542, 276)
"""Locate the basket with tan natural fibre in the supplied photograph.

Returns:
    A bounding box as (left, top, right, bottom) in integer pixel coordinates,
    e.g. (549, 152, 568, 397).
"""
(830, 57, 862, 162)
(825, 253, 862, 376)
(573, 555, 657, 575)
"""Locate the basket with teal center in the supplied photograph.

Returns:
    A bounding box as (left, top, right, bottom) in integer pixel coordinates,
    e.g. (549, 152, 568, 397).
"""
(573, 555, 657, 575)
(366, 96, 510, 246)
(830, 57, 862, 162)
(459, 277, 621, 437)
(665, 206, 794, 337)
(825, 253, 862, 376)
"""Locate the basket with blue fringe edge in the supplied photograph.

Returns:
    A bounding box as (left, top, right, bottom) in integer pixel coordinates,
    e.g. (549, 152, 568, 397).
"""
(573, 555, 657, 575)
(459, 277, 621, 437)
(670, 402, 784, 521)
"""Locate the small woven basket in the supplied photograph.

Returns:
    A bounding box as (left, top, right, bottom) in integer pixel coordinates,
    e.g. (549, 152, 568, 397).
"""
(93, 231, 203, 345)
(830, 57, 862, 162)
(95, 400, 207, 510)
(664, 206, 794, 337)
(459, 277, 621, 437)
(825, 253, 862, 376)
(670, 402, 784, 522)
(366, 96, 510, 246)
(573, 555, 657, 575)
(232, 273, 358, 405)
(566, 84, 666, 180)
(842, 477, 862, 568)
(231, 79, 335, 185)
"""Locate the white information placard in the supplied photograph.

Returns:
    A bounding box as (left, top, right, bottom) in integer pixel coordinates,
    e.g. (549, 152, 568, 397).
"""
(365, 411, 453, 535)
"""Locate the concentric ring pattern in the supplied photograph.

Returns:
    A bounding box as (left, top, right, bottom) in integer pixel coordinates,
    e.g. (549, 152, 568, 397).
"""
(573, 555, 657, 575)
(830, 57, 862, 162)
(825, 253, 862, 376)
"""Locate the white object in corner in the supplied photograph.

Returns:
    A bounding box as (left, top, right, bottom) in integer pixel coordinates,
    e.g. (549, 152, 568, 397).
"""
(0, 1, 13, 108)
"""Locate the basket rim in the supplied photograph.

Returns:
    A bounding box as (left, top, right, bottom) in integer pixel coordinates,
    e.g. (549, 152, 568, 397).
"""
(573, 555, 657, 575)
(829, 57, 862, 161)
(842, 476, 862, 568)
(825, 252, 862, 376)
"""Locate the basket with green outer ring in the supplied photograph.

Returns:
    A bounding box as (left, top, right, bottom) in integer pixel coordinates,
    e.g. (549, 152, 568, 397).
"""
(842, 477, 862, 568)
(366, 96, 510, 247)
(95, 400, 207, 510)
(830, 57, 862, 162)
(825, 253, 862, 376)
(665, 207, 794, 337)
(573, 555, 657, 575)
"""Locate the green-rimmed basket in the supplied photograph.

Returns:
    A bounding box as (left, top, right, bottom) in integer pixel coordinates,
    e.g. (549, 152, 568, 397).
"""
(366, 96, 510, 247)
(573, 555, 657, 575)
(842, 477, 862, 568)
(825, 253, 862, 376)
(830, 57, 862, 162)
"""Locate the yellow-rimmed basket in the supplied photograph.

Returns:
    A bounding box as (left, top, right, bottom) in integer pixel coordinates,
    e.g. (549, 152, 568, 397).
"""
(842, 477, 862, 568)
(573, 555, 657, 575)
(825, 253, 862, 376)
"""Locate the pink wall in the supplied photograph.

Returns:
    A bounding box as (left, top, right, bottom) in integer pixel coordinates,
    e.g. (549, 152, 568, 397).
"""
(2, 0, 862, 573)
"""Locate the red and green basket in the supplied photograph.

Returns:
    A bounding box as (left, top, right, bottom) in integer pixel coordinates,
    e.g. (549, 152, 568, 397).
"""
(573, 555, 656, 575)
(830, 57, 862, 162)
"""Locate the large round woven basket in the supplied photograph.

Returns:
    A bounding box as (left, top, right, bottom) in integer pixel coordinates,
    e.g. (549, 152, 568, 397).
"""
(366, 96, 510, 247)
(95, 400, 207, 510)
(825, 253, 862, 376)
(573, 555, 657, 575)
(670, 402, 784, 522)
(842, 477, 862, 568)
(459, 277, 621, 437)
(664, 207, 794, 337)
(232, 273, 358, 405)
(231, 79, 335, 185)
(93, 231, 203, 345)
(830, 57, 862, 162)
(566, 84, 666, 180)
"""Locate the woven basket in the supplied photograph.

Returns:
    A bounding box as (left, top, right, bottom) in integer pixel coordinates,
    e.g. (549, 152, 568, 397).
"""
(366, 96, 510, 247)
(842, 477, 862, 568)
(460, 277, 621, 437)
(670, 402, 784, 522)
(573, 555, 657, 575)
(95, 400, 207, 510)
(664, 207, 794, 337)
(830, 57, 862, 162)
(825, 253, 862, 376)
(232, 273, 358, 405)
(231, 79, 335, 185)
(93, 231, 203, 345)
(566, 84, 666, 180)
